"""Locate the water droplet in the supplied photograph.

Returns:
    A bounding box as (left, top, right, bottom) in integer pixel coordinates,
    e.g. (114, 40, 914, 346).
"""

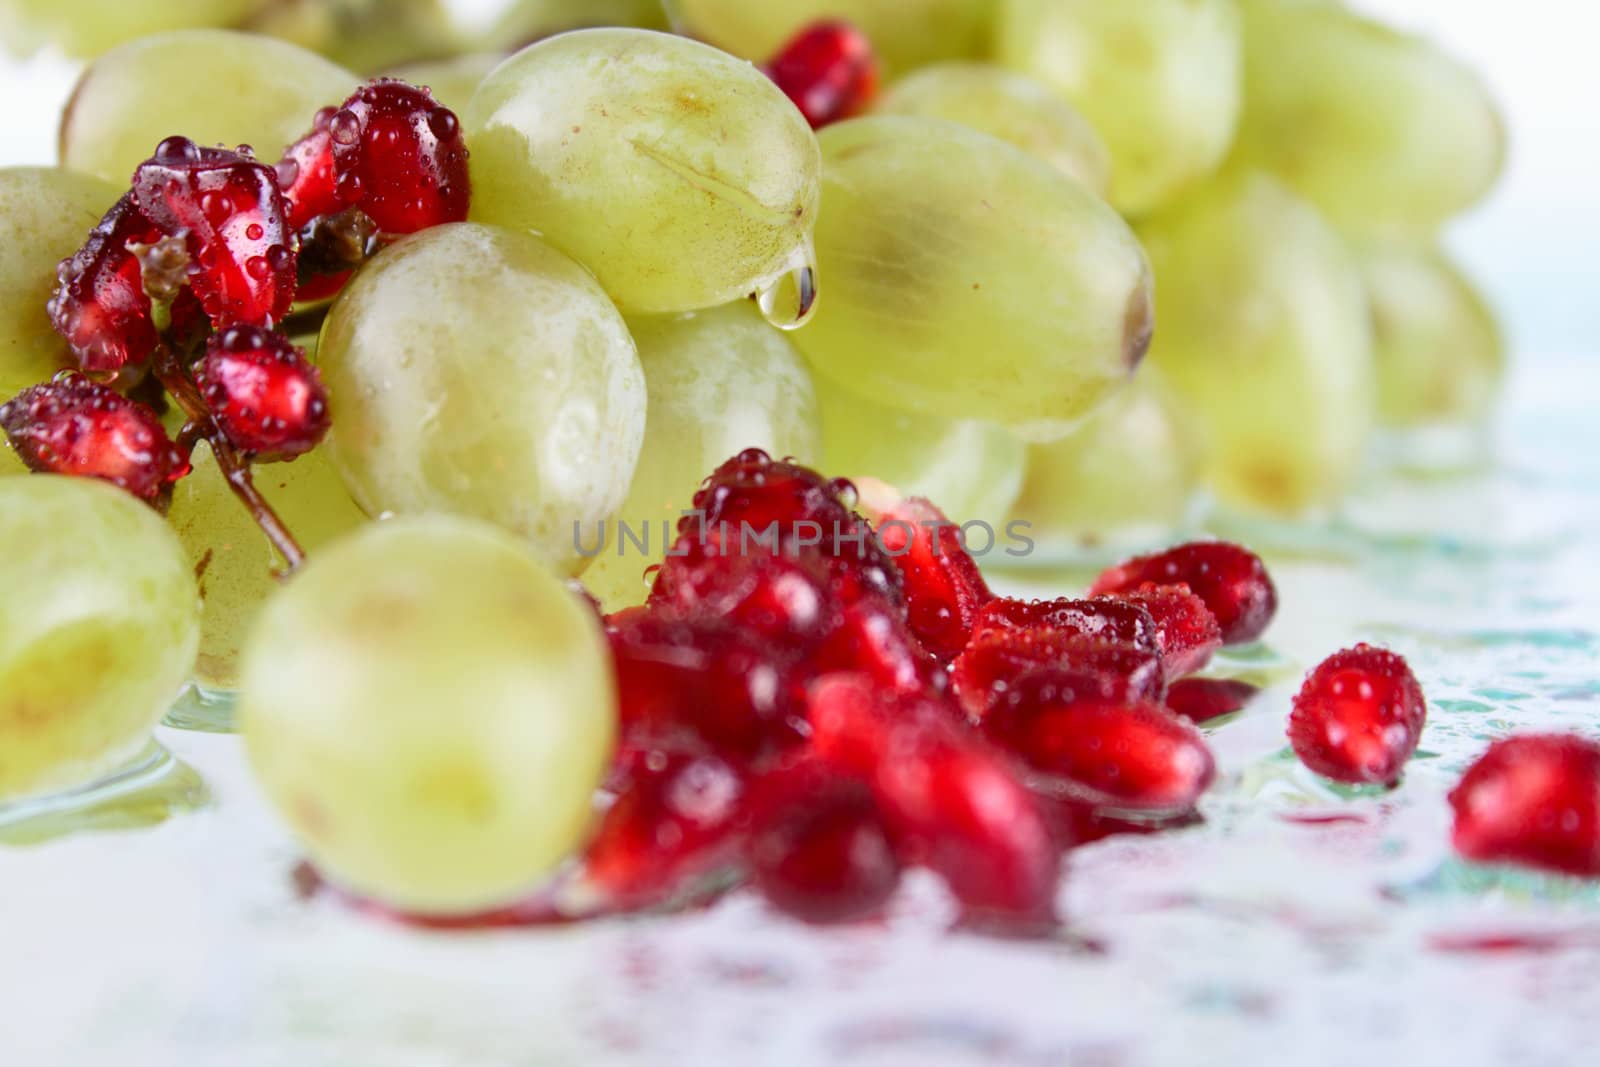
(753, 240, 818, 330)
(329, 110, 362, 147)
(200, 192, 234, 225)
(246, 256, 270, 280)
(274, 158, 301, 189)
(245, 223, 265, 241)
(428, 107, 459, 140)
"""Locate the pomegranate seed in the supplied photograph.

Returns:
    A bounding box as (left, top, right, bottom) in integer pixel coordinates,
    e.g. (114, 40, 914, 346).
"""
(764, 20, 880, 129)
(194, 326, 330, 459)
(983, 679, 1216, 813)
(1166, 677, 1259, 725)
(1042, 794, 1205, 850)
(874, 497, 993, 663)
(1449, 734, 1600, 878)
(807, 674, 1060, 930)
(972, 595, 1160, 652)
(277, 108, 349, 231)
(812, 598, 948, 700)
(47, 193, 163, 374)
(1091, 541, 1278, 645)
(131, 138, 296, 329)
(1287, 644, 1427, 787)
(578, 751, 747, 910)
(648, 551, 836, 643)
(0, 376, 189, 500)
(747, 760, 900, 924)
(951, 630, 1164, 720)
(1113, 584, 1223, 679)
(328, 80, 470, 235)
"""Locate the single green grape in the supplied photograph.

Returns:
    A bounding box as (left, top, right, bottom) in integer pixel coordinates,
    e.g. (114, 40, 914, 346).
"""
(1233, 2, 1503, 239)
(0, 167, 121, 400)
(384, 53, 503, 116)
(0, 0, 261, 59)
(876, 63, 1110, 196)
(465, 28, 821, 317)
(1010, 372, 1201, 548)
(665, 0, 994, 76)
(60, 30, 358, 188)
(1363, 244, 1504, 429)
(482, 0, 669, 51)
(582, 302, 820, 610)
(319, 222, 646, 575)
(0, 476, 199, 803)
(167, 442, 369, 691)
(1138, 169, 1374, 515)
(814, 372, 1023, 525)
(994, 0, 1242, 218)
(792, 116, 1151, 437)
(242, 0, 461, 75)
(238, 515, 616, 916)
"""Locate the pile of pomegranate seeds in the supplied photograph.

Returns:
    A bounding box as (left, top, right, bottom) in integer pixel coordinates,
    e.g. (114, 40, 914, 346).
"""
(763, 20, 881, 130)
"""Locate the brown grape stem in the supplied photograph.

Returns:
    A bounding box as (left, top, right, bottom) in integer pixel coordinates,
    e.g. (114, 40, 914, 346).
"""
(152, 343, 306, 572)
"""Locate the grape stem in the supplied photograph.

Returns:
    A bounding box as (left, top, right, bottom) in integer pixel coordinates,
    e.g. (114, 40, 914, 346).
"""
(151, 342, 306, 572)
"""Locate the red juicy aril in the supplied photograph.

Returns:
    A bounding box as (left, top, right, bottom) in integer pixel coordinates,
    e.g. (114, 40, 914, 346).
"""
(277, 107, 347, 231)
(875, 496, 993, 663)
(812, 596, 947, 698)
(326, 80, 471, 235)
(952, 630, 1164, 720)
(194, 326, 330, 459)
(1287, 644, 1426, 787)
(1165, 678, 1259, 726)
(973, 595, 1160, 651)
(1449, 734, 1600, 878)
(0, 376, 189, 500)
(1092, 541, 1278, 645)
(1114, 584, 1223, 680)
(648, 550, 834, 644)
(764, 20, 880, 129)
(47, 193, 165, 374)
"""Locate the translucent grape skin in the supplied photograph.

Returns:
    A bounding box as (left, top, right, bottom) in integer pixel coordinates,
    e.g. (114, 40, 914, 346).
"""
(168, 442, 369, 691)
(1362, 244, 1505, 430)
(0, 476, 199, 803)
(1, 0, 261, 59)
(318, 222, 646, 575)
(1137, 170, 1374, 515)
(465, 28, 822, 316)
(792, 116, 1152, 437)
(995, 0, 1242, 218)
(0, 167, 121, 399)
(814, 372, 1024, 526)
(59, 30, 358, 189)
(581, 302, 820, 611)
(238, 516, 617, 916)
(875, 62, 1111, 196)
(1233, 2, 1504, 239)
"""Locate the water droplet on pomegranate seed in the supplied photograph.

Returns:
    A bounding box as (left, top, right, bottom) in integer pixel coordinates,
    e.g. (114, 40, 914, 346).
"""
(245, 223, 264, 241)
(428, 107, 459, 139)
(329, 109, 362, 146)
(754, 240, 819, 330)
(154, 136, 200, 163)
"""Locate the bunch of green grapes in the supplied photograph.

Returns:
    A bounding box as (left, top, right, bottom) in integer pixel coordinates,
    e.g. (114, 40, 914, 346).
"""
(665, 0, 994, 76)
(1138, 169, 1374, 515)
(240, 0, 459, 75)
(582, 302, 820, 611)
(167, 443, 368, 691)
(1233, 1, 1504, 240)
(0, 0, 262, 59)
(466, 28, 821, 318)
(0, 477, 199, 803)
(1009, 373, 1201, 550)
(0, 168, 121, 399)
(994, 0, 1242, 217)
(61, 30, 358, 188)
(239, 516, 615, 916)
(876, 63, 1111, 196)
(814, 373, 1024, 526)
(793, 116, 1151, 438)
(318, 222, 647, 575)
(482, 0, 670, 51)
(1362, 245, 1505, 429)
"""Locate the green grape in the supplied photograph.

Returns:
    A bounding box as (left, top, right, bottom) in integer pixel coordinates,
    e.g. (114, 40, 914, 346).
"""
(1010, 373, 1200, 548)
(482, 0, 669, 51)
(167, 443, 368, 691)
(319, 223, 646, 575)
(60, 30, 358, 188)
(876, 63, 1111, 196)
(994, 0, 1242, 217)
(666, 0, 994, 75)
(582, 302, 820, 610)
(1, 443, 25, 477)
(385, 53, 503, 116)
(0, 167, 121, 400)
(792, 116, 1151, 437)
(814, 373, 1023, 525)
(1233, 3, 1503, 239)
(0, 476, 199, 803)
(238, 515, 616, 916)
(1138, 169, 1374, 515)
(466, 28, 822, 318)
(1363, 244, 1504, 429)
(242, 0, 461, 75)
(0, 0, 262, 59)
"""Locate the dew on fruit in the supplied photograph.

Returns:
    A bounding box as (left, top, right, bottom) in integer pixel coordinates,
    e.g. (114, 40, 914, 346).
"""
(754, 241, 818, 330)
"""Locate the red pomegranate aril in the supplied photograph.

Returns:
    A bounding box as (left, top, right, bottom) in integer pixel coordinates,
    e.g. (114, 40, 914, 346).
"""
(875, 496, 993, 663)
(1114, 584, 1223, 679)
(952, 630, 1164, 720)
(812, 598, 948, 700)
(747, 760, 900, 924)
(1165, 677, 1259, 725)
(0, 376, 189, 500)
(972, 596, 1160, 653)
(47, 192, 162, 374)
(328, 80, 470, 235)
(764, 20, 880, 129)
(1287, 644, 1427, 787)
(194, 326, 330, 459)
(647, 550, 836, 643)
(1042, 794, 1206, 850)
(277, 110, 349, 231)
(1091, 541, 1278, 645)
(1449, 734, 1600, 878)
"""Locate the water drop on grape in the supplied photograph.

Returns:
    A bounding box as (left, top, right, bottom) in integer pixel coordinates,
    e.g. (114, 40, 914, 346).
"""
(754, 240, 819, 331)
